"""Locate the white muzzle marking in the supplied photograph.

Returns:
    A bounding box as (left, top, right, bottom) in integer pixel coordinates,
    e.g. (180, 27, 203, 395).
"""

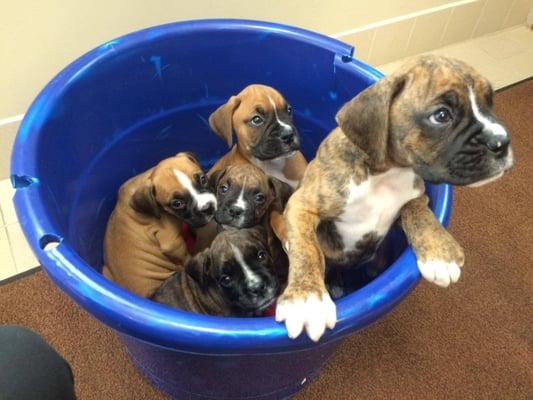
(234, 177, 247, 212)
(230, 243, 261, 286)
(468, 86, 508, 140)
(173, 169, 217, 211)
(267, 95, 292, 131)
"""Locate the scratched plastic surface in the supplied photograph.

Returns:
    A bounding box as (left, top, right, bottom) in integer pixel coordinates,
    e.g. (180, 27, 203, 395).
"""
(11, 20, 452, 399)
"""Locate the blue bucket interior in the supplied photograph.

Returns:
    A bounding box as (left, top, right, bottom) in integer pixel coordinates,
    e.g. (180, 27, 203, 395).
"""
(11, 20, 451, 353)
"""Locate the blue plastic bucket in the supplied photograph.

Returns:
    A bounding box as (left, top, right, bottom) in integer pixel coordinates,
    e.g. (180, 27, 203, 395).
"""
(11, 19, 452, 399)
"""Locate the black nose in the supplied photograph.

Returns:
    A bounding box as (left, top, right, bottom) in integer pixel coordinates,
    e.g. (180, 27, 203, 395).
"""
(280, 131, 295, 145)
(201, 203, 214, 215)
(228, 206, 243, 217)
(485, 135, 510, 154)
(249, 282, 266, 296)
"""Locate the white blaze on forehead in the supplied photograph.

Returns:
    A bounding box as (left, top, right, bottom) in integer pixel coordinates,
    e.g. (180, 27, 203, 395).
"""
(468, 86, 507, 138)
(173, 169, 217, 210)
(234, 177, 247, 210)
(267, 95, 292, 130)
(230, 243, 261, 286)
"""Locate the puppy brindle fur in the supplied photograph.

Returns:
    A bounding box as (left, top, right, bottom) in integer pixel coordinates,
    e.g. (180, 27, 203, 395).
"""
(151, 226, 279, 317)
(276, 55, 514, 341)
(198, 164, 292, 280)
(102, 152, 216, 298)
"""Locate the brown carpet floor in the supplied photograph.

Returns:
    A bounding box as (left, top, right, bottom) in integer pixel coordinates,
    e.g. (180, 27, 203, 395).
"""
(1, 79, 532, 400)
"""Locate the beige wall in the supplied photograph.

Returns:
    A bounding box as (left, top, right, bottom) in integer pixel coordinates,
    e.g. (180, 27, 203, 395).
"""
(0, 0, 462, 119)
(0, 0, 531, 178)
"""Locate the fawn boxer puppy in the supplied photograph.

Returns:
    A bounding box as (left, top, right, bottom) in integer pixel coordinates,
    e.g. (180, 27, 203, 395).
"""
(152, 226, 279, 317)
(207, 84, 307, 189)
(276, 55, 514, 341)
(102, 152, 216, 298)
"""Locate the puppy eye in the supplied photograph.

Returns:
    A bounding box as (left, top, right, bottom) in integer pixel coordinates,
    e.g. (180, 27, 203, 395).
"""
(286, 105, 292, 115)
(199, 174, 208, 186)
(219, 275, 232, 287)
(429, 108, 453, 124)
(257, 250, 267, 260)
(219, 183, 229, 194)
(255, 193, 266, 204)
(170, 198, 186, 210)
(251, 115, 264, 126)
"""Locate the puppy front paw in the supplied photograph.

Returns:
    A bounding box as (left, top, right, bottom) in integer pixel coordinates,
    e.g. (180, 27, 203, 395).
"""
(276, 288, 336, 342)
(414, 229, 465, 288)
(418, 259, 462, 287)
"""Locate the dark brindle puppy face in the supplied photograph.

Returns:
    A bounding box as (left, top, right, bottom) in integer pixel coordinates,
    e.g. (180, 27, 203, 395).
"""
(209, 84, 301, 161)
(336, 55, 513, 186)
(186, 226, 279, 314)
(129, 152, 217, 227)
(211, 164, 276, 229)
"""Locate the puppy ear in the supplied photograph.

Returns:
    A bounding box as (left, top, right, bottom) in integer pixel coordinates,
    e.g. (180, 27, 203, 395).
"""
(268, 177, 294, 211)
(129, 180, 161, 218)
(209, 96, 241, 148)
(336, 76, 406, 168)
(208, 167, 228, 192)
(178, 151, 200, 166)
(185, 249, 211, 288)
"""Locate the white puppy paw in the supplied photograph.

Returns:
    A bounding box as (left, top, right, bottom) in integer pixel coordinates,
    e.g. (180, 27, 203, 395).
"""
(276, 292, 337, 342)
(418, 259, 461, 287)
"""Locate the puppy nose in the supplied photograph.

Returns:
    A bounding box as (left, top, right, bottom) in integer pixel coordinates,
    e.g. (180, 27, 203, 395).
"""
(201, 203, 215, 214)
(249, 282, 266, 296)
(485, 135, 510, 154)
(280, 131, 294, 145)
(228, 206, 243, 217)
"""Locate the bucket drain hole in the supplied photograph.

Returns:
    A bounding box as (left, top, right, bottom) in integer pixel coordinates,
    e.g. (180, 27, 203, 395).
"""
(11, 175, 39, 189)
(39, 234, 62, 251)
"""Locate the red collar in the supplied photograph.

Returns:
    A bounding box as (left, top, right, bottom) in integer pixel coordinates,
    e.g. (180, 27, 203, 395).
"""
(181, 223, 196, 254)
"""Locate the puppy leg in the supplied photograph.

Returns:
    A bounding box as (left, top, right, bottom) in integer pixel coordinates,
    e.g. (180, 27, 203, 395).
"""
(269, 210, 286, 244)
(155, 226, 190, 266)
(276, 192, 336, 342)
(400, 194, 465, 287)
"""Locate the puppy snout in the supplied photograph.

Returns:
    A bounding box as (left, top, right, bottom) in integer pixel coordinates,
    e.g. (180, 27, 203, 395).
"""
(485, 134, 510, 155)
(201, 202, 215, 215)
(228, 205, 244, 217)
(249, 281, 267, 296)
(280, 130, 295, 145)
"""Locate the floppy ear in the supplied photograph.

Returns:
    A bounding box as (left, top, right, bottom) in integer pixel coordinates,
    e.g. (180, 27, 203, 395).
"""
(208, 167, 228, 192)
(129, 180, 161, 218)
(268, 177, 294, 211)
(178, 151, 200, 166)
(208, 96, 241, 147)
(185, 249, 212, 289)
(335, 75, 406, 168)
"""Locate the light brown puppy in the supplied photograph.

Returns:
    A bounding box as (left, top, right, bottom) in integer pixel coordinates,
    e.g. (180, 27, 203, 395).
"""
(276, 55, 514, 341)
(207, 84, 307, 189)
(102, 152, 217, 298)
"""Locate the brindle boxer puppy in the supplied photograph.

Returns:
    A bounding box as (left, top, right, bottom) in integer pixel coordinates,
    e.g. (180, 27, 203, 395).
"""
(151, 226, 279, 317)
(212, 164, 292, 230)
(102, 152, 217, 298)
(207, 84, 307, 189)
(276, 55, 514, 341)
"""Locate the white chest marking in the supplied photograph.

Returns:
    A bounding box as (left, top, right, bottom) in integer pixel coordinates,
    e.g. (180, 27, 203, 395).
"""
(173, 169, 217, 210)
(267, 95, 292, 131)
(334, 168, 423, 252)
(251, 155, 299, 189)
(230, 243, 261, 286)
(468, 86, 507, 139)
